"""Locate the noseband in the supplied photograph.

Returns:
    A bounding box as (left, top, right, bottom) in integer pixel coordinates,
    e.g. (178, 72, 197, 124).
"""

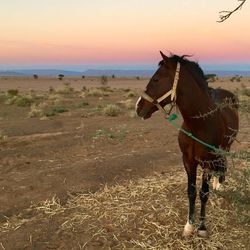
(140, 62, 181, 117)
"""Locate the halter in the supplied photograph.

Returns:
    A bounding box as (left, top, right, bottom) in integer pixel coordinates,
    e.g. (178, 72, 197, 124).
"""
(140, 62, 181, 117)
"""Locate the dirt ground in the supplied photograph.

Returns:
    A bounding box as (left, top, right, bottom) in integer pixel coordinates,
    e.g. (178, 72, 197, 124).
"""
(0, 76, 249, 249)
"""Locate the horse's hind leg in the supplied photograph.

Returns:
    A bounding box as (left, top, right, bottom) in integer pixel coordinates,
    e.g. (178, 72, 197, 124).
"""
(198, 170, 212, 238)
(183, 158, 198, 237)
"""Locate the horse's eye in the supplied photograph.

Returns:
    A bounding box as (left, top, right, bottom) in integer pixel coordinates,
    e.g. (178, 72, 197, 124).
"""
(153, 77, 159, 82)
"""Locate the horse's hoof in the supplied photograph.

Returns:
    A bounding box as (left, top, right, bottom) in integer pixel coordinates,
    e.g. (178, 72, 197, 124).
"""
(198, 229, 208, 238)
(212, 177, 221, 190)
(182, 222, 194, 237)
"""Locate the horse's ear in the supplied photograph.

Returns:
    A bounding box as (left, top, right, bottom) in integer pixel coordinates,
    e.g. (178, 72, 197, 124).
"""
(160, 51, 170, 64)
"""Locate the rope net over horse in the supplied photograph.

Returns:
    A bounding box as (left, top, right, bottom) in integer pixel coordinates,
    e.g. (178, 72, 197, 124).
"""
(135, 51, 239, 237)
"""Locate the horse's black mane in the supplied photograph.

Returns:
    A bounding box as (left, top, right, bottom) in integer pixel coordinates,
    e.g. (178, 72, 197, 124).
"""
(159, 55, 209, 91)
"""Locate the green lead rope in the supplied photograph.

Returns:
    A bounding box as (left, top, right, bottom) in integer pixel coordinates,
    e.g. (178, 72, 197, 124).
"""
(167, 113, 227, 156)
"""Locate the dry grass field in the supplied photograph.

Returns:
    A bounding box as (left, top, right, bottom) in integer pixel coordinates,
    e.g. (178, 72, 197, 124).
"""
(0, 76, 249, 249)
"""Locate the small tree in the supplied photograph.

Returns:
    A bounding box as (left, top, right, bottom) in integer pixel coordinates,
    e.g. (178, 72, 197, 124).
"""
(205, 74, 217, 82)
(82, 75, 85, 79)
(58, 74, 64, 80)
(100, 75, 108, 86)
(33, 74, 38, 79)
(218, 0, 247, 22)
(112, 74, 115, 79)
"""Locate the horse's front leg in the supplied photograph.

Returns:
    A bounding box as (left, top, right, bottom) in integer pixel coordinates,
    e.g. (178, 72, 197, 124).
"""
(198, 171, 211, 238)
(183, 158, 197, 237)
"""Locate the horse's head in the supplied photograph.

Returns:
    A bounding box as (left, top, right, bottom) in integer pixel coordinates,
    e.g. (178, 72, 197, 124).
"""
(135, 51, 181, 119)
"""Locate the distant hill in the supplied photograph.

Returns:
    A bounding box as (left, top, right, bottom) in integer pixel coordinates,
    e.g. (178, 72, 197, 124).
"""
(0, 71, 25, 76)
(0, 69, 84, 76)
(205, 70, 250, 77)
(84, 69, 155, 77)
(0, 69, 250, 77)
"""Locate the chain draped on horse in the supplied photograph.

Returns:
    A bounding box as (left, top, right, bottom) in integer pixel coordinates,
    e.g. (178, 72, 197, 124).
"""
(135, 51, 239, 237)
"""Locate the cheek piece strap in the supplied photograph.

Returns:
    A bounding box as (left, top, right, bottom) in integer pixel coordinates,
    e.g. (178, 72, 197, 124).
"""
(140, 62, 181, 117)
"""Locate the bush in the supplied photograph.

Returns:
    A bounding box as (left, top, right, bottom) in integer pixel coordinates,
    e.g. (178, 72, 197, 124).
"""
(87, 88, 108, 97)
(45, 106, 68, 117)
(230, 75, 242, 82)
(103, 104, 121, 117)
(205, 74, 217, 82)
(120, 99, 134, 109)
(242, 88, 250, 97)
(5, 94, 34, 107)
(15, 95, 33, 107)
(76, 101, 89, 108)
(7, 89, 19, 97)
(100, 75, 108, 86)
(56, 83, 74, 95)
(28, 104, 44, 118)
(124, 91, 136, 98)
(58, 74, 64, 80)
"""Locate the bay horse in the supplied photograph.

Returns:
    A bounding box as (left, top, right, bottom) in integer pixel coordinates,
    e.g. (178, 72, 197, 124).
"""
(135, 51, 239, 237)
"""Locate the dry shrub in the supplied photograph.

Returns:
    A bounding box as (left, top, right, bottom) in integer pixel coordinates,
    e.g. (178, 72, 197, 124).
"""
(240, 87, 250, 97)
(120, 99, 135, 109)
(28, 100, 68, 118)
(28, 103, 45, 118)
(124, 91, 136, 98)
(5, 94, 34, 107)
(0, 130, 8, 142)
(129, 110, 138, 118)
(56, 83, 75, 95)
(87, 88, 108, 97)
(7, 89, 19, 97)
(103, 104, 121, 116)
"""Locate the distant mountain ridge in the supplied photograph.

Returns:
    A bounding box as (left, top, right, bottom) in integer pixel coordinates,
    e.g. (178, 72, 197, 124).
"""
(0, 69, 250, 77)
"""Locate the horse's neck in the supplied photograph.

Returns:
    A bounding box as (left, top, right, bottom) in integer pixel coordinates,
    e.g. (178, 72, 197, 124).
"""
(176, 77, 214, 124)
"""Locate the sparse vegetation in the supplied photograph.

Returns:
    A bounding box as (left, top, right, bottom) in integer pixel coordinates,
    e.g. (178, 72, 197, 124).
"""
(7, 89, 19, 97)
(28, 101, 68, 118)
(93, 129, 115, 140)
(87, 88, 109, 97)
(103, 104, 121, 116)
(93, 128, 127, 142)
(75, 100, 89, 108)
(205, 73, 217, 82)
(100, 75, 108, 86)
(230, 75, 242, 82)
(0, 130, 8, 142)
(15, 95, 34, 107)
(56, 82, 75, 95)
(5, 91, 35, 107)
(0, 76, 249, 249)
(46, 106, 68, 116)
(124, 91, 136, 98)
(239, 84, 250, 97)
(120, 99, 134, 109)
(58, 74, 64, 80)
(49, 86, 55, 93)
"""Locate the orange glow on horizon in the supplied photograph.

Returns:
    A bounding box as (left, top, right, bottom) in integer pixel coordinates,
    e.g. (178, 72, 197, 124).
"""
(0, 0, 249, 65)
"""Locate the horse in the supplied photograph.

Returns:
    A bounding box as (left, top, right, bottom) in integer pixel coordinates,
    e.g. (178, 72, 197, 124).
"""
(135, 51, 239, 237)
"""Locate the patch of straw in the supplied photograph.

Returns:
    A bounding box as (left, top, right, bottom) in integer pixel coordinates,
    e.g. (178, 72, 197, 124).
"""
(1, 166, 248, 249)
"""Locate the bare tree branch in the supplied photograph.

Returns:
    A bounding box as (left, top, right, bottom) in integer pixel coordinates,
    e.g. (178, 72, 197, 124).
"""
(218, 0, 247, 22)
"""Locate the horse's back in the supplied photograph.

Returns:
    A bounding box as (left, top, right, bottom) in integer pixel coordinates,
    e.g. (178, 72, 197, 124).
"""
(209, 87, 239, 148)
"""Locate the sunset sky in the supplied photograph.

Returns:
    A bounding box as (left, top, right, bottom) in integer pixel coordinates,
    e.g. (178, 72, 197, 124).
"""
(0, 0, 249, 70)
